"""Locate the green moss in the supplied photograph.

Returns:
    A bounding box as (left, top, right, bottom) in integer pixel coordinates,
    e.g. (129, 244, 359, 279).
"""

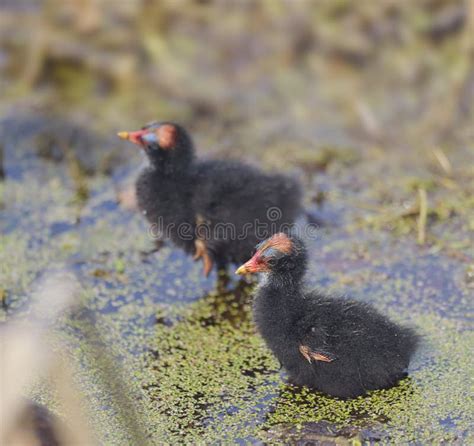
(143, 285, 278, 443)
(140, 295, 473, 444)
(4, 139, 472, 443)
(3, 141, 472, 443)
(265, 315, 473, 444)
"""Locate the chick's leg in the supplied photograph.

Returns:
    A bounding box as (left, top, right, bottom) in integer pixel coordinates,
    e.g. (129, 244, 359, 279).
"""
(193, 239, 213, 277)
(193, 214, 214, 277)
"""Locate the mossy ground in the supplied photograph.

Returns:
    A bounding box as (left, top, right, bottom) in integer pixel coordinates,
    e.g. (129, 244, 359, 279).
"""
(2, 127, 472, 443)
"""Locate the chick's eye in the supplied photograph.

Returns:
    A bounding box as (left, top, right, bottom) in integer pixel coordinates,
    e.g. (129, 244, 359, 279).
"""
(264, 248, 278, 258)
(264, 255, 276, 266)
(142, 133, 158, 145)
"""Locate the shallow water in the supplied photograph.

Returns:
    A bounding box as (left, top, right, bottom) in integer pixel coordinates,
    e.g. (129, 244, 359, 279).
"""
(1, 114, 472, 444)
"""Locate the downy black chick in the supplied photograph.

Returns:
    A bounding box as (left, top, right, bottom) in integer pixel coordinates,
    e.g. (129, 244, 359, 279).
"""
(236, 233, 419, 398)
(118, 122, 302, 275)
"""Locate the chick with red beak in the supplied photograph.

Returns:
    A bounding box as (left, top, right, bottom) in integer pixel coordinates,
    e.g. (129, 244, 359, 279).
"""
(117, 123, 177, 150)
(234, 232, 419, 398)
(115, 121, 302, 279)
(235, 233, 293, 275)
(117, 129, 151, 146)
(235, 252, 269, 275)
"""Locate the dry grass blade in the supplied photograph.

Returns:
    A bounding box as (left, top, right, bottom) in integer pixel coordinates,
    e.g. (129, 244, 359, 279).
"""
(0, 271, 95, 445)
(432, 148, 453, 176)
(417, 188, 428, 245)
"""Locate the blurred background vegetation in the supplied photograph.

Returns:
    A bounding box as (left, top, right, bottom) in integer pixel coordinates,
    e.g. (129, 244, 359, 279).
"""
(1, 0, 473, 156)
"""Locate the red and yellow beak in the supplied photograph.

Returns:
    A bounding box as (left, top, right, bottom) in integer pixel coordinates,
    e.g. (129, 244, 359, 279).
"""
(235, 253, 268, 275)
(117, 129, 148, 146)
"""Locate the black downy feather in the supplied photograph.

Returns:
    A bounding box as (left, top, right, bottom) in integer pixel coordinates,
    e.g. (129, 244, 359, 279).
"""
(135, 122, 302, 271)
(251, 234, 419, 398)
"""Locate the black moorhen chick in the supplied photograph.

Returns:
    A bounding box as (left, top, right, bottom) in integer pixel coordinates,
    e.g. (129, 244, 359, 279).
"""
(236, 233, 419, 398)
(118, 122, 302, 276)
